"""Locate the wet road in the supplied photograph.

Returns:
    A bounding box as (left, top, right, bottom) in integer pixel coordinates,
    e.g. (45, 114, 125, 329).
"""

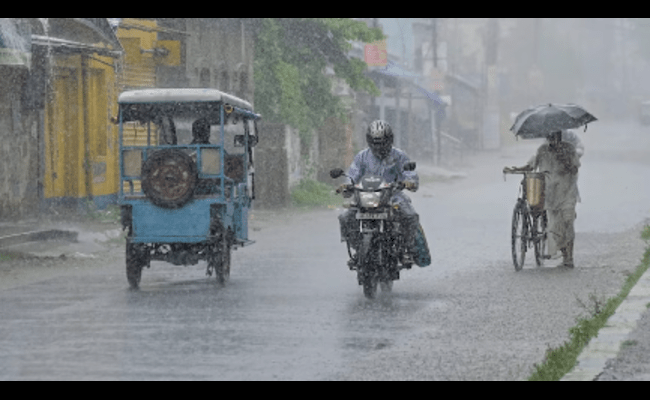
(1, 120, 650, 380)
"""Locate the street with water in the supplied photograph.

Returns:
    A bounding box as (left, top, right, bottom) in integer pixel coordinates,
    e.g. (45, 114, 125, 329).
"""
(1, 120, 649, 380)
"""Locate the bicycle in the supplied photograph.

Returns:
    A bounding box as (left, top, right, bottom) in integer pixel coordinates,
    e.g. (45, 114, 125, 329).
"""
(503, 167, 549, 271)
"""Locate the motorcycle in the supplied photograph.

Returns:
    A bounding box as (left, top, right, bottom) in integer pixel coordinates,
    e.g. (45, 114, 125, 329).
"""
(330, 161, 417, 299)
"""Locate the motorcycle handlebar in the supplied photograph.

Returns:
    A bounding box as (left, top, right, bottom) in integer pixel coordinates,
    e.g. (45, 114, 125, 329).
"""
(335, 181, 413, 195)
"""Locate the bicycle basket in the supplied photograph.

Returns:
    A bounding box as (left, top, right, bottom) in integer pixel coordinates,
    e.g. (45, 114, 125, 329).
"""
(526, 173, 545, 209)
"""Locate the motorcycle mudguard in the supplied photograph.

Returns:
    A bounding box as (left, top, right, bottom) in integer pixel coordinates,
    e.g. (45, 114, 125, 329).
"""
(414, 223, 431, 267)
(357, 233, 373, 266)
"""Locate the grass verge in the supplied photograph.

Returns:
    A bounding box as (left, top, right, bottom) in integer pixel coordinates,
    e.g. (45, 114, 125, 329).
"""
(290, 178, 342, 209)
(527, 224, 650, 381)
(85, 203, 121, 224)
(0, 251, 30, 262)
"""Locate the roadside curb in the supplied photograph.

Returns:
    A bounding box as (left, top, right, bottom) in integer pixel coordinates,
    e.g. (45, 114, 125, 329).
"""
(561, 265, 650, 381)
(0, 230, 79, 249)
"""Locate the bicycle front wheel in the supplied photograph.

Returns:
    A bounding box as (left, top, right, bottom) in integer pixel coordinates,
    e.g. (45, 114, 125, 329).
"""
(511, 201, 528, 271)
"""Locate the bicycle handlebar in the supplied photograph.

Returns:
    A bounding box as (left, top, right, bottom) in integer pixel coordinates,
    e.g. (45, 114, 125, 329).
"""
(503, 168, 526, 175)
(503, 167, 550, 175)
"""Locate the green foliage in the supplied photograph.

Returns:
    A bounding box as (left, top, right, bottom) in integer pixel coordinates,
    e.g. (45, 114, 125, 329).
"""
(253, 18, 384, 144)
(641, 224, 650, 242)
(290, 178, 341, 209)
(85, 201, 121, 224)
(0, 251, 22, 262)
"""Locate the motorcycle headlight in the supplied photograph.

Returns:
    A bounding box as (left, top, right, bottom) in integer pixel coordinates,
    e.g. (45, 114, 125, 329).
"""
(359, 191, 382, 208)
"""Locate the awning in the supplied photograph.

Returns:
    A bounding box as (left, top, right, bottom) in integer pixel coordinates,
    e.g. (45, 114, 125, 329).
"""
(29, 18, 123, 58)
(31, 35, 121, 58)
(367, 60, 447, 109)
(411, 83, 447, 109)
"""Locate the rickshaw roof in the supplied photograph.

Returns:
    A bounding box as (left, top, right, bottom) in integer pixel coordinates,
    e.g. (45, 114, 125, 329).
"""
(118, 88, 253, 111)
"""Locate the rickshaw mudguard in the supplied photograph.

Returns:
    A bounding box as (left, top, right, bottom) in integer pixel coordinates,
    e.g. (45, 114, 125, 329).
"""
(232, 202, 250, 242)
(128, 198, 231, 244)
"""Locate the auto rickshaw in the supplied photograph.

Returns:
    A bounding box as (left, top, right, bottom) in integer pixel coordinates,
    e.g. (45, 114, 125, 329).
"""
(118, 88, 260, 288)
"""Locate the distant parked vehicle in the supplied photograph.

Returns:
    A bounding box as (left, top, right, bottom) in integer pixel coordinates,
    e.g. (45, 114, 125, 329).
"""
(118, 88, 261, 289)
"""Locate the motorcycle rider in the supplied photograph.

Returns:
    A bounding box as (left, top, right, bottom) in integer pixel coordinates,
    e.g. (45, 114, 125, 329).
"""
(337, 120, 420, 267)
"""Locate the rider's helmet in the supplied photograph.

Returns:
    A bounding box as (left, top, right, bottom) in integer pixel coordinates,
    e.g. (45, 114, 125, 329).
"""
(366, 120, 394, 159)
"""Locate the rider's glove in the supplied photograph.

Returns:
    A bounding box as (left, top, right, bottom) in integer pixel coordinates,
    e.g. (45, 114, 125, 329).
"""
(404, 181, 417, 191)
(336, 183, 351, 194)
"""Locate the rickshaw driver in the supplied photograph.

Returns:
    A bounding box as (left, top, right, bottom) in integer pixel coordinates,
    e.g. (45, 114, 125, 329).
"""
(507, 130, 581, 268)
(191, 118, 211, 144)
(337, 120, 420, 268)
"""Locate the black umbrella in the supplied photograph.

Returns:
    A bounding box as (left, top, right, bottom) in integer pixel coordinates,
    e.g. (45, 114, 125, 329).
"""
(510, 103, 597, 139)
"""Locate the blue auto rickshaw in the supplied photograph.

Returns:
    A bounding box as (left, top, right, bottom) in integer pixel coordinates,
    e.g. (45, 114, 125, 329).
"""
(118, 88, 261, 288)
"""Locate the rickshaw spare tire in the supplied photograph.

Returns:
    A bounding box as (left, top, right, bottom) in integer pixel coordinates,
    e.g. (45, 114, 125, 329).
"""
(141, 149, 198, 209)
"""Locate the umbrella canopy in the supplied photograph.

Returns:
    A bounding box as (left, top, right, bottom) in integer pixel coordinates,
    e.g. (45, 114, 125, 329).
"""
(510, 103, 597, 138)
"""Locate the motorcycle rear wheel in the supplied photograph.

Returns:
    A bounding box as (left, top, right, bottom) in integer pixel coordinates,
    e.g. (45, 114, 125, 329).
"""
(363, 274, 379, 299)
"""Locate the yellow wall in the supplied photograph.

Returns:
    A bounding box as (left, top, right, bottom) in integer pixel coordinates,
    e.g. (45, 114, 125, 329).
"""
(44, 53, 119, 200)
(43, 19, 180, 203)
(117, 18, 158, 89)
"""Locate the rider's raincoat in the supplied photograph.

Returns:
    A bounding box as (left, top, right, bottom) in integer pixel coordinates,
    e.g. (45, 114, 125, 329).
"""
(344, 148, 431, 267)
(346, 147, 419, 208)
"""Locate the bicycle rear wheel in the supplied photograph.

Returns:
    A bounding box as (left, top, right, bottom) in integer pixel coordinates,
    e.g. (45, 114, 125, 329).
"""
(511, 201, 528, 271)
(533, 211, 548, 266)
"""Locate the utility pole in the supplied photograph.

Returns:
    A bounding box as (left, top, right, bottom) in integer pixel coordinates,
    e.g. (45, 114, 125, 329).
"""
(484, 18, 500, 150)
(432, 17, 441, 165)
(432, 18, 438, 68)
(529, 18, 542, 105)
(370, 18, 379, 121)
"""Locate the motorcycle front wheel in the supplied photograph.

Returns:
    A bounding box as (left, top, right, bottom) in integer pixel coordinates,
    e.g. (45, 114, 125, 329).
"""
(358, 233, 378, 299)
(363, 274, 379, 299)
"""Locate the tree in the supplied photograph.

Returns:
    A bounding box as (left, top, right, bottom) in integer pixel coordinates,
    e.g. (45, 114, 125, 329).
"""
(252, 18, 384, 144)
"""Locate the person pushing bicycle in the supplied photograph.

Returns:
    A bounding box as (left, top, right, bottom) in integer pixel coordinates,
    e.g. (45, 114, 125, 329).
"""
(504, 130, 581, 268)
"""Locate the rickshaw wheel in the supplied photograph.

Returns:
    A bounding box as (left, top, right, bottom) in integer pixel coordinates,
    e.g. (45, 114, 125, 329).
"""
(126, 240, 148, 289)
(208, 233, 231, 285)
(511, 201, 528, 271)
(141, 149, 198, 209)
